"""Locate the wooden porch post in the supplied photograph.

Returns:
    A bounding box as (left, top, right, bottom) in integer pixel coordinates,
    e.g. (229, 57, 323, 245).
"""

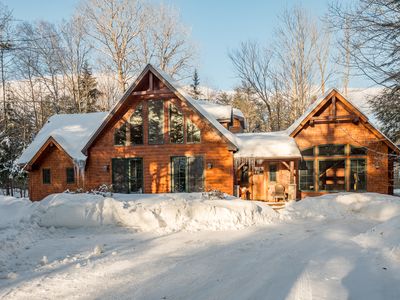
(288, 160, 297, 201)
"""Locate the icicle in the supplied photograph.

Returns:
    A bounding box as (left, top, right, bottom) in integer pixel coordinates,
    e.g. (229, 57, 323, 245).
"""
(73, 159, 86, 188)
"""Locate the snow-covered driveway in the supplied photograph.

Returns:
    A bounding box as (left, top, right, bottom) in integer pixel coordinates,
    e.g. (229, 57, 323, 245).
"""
(1, 193, 400, 299)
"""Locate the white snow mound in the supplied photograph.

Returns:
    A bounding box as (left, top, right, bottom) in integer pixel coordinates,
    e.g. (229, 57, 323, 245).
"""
(34, 193, 278, 232)
(282, 193, 400, 222)
(0, 196, 34, 229)
(354, 215, 400, 262)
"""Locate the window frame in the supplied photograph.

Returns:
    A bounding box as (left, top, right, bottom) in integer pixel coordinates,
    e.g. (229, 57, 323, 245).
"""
(148, 99, 165, 145)
(111, 158, 144, 194)
(114, 122, 127, 146)
(269, 164, 277, 182)
(186, 119, 201, 144)
(318, 144, 346, 157)
(66, 167, 75, 184)
(350, 158, 367, 191)
(299, 160, 315, 191)
(129, 102, 144, 146)
(171, 156, 205, 193)
(42, 168, 51, 184)
(169, 102, 184, 144)
(317, 158, 347, 192)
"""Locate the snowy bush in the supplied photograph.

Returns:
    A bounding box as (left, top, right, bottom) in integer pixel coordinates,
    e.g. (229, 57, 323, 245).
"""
(89, 184, 113, 197)
(201, 190, 226, 200)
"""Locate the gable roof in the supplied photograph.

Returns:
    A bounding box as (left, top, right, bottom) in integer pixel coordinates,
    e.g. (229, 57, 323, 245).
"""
(82, 64, 239, 153)
(17, 112, 108, 165)
(286, 88, 400, 153)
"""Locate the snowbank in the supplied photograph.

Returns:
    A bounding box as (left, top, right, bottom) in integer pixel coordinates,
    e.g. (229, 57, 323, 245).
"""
(0, 196, 34, 229)
(282, 193, 400, 222)
(354, 215, 400, 262)
(33, 193, 278, 232)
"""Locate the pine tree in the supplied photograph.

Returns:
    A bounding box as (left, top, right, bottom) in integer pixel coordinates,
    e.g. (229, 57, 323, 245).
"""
(369, 88, 400, 143)
(78, 62, 102, 113)
(189, 69, 202, 100)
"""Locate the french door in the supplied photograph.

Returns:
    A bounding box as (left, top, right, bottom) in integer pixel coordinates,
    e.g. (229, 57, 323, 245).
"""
(171, 156, 204, 192)
(112, 158, 143, 193)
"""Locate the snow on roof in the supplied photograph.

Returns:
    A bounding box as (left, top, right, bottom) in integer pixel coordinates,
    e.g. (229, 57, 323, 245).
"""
(17, 112, 108, 165)
(194, 100, 244, 120)
(151, 66, 240, 149)
(234, 131, 301, 159)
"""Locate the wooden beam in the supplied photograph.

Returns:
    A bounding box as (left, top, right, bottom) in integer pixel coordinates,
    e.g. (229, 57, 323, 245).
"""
(282, 161, 290, 170)
(289, 161, 295, 184)
(309, 114, 359, 124)
(149, 72, 154, 91)
(332, 96, 336, 119)
(131, 90, 174, 97)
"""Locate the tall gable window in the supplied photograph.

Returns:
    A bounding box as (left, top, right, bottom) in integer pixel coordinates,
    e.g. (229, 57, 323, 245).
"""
(186, 119, 201, 143)
(130, 102, 144, 145)
(148, 100, 164, 144)
(114, 123, 127, 146)
(169, 103, 184, 144)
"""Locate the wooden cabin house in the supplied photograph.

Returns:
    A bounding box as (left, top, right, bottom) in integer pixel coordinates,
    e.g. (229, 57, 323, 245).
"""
(18, 64, 399, 201)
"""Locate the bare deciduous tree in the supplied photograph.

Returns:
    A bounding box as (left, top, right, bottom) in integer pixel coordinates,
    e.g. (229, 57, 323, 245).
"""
(80, 0, 144, 92)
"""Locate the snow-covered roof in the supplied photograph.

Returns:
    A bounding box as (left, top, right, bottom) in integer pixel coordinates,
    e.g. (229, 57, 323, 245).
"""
(17, 112, 108, 165)
(234, 131, 301, 159)
(194, 100, 244, 120)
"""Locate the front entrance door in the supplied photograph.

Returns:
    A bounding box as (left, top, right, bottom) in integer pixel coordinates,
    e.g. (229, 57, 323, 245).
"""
(112, 158, 143, 193)
(171, 156, 204, 192)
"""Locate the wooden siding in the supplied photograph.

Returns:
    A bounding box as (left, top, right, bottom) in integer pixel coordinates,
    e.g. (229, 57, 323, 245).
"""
(29, 145, 78, 201)
(293, 93, 392, 197)
(85, 95, 234, 195)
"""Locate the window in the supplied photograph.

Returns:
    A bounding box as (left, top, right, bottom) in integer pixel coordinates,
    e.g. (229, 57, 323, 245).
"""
(350, 159, 366, 191)
(171, 156, 204, 192)
(187, 119, 201, 143)
(171, 157, 188, 192)
(318, 160, 346, 191)
(269, 164, 277, 182)
(114, 123, 127, 146)
(42, 168, 51, 184)
(350, 145, 367, 155)
(301, 147, 314, 157)
(318, 144, 345, 156)
(299, 161, 314, 191)
(112, 158, 143, 193)
(66, 168, 75, 184)
(148, 100, 164, 144)
(240, 165, 249, 184)
(130, 102, 143, 145)
(188, 156, 204, 192)
(169, 103, 184, 144)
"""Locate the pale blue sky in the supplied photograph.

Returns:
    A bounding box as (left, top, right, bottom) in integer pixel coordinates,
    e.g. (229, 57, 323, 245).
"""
(4, 0, 368, 90)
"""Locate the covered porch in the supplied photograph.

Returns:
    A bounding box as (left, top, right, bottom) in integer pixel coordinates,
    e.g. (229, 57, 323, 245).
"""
(234, 157, 299, 202)
(233, 132, 302, 202)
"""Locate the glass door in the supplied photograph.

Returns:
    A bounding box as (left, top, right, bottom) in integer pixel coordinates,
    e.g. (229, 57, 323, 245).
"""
(171, 156, 204, 193)
(112, 158, 143, 193)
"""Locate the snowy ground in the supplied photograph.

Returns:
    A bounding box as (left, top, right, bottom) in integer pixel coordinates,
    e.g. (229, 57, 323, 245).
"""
(1, 192, 400, 300)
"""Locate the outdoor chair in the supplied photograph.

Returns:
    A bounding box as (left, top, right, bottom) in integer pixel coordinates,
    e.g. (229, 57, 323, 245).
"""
(273, 183, 286, 202)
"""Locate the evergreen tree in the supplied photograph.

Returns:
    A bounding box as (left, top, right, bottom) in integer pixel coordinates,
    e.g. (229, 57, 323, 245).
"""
(189, 69, 202, 99)
(78, 62, 101, 113)
(369, 88, 400, 143)
(0, 99, 28, 196)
